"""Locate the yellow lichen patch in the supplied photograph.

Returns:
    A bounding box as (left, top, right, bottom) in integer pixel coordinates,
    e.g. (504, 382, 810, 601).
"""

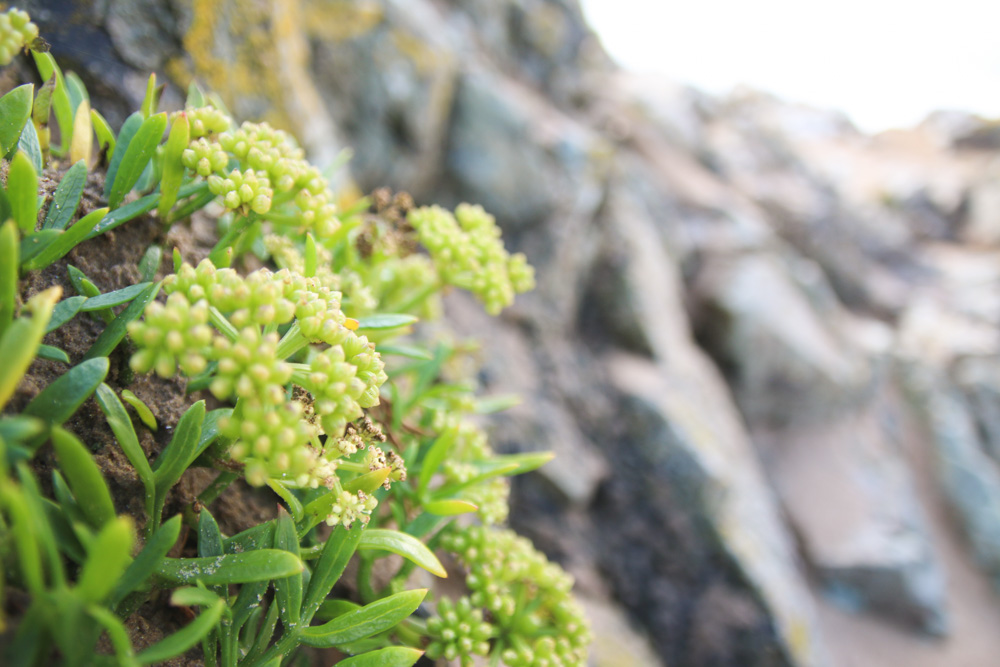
(389, 29, 447, 76)
(303, 0, 383, 42)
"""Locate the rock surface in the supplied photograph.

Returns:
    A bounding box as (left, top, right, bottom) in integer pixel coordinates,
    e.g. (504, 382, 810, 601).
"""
(25, 0, 1000, 664)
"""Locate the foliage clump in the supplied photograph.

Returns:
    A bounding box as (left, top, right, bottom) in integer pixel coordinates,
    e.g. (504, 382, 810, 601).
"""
(0, 11, 589, 667)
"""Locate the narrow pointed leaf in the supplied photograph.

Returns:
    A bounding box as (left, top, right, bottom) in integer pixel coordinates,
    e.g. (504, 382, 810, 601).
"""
(51, 426, 116, 528)
(32, 53, 73, 153)
(357, 529, 446, 578)
(423, 498, 479, 516)
(87, 605, 138, 666)
(76, 516, 134, 603)
(418, 426, 457, 497)
(109, 515, 181, 609)
(0, 286, 58, 411)
(44, 160, 87, 230)
(22, 357, 108, 447)
(22, 206, 108, 271)
(108, 112, 167, 209)
(89, 181, 207, 239)
(274, 508, 303, 629)
(36, 344, 70, 363)
(18, 229, 60, 266)
(46, 295, 87, 333)
(103, 111, 143, 199)
(355, 314, 419, 331)
(0, 84, 33, 156)
(0, 220, 17, 336)
(95, 383, 154, 492)
(90, 109, 116, 158)
(136, 598, 225, 665)
(336, 647, 424, 667)
(300, 589, 427, 647)
(372, 344, 433, 361)
(8, 151, 39, 234)
(158, 113, 189, 218)
(343, 467, 390, 495)
(302, 524, 364, 620)
(69, 100, 92, 165)
(156, 550, 304, 585)
(79, 282, 152, 311)
(198, 509, 223, 558)
(17, 117, 42, 173)
(82, 281, 160, 360)
(121, 389, 157, 431)
(152, 400, 205, 488)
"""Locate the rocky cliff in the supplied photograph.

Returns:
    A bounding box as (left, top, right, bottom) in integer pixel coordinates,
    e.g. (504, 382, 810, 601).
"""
(22, 0, 1000, 665)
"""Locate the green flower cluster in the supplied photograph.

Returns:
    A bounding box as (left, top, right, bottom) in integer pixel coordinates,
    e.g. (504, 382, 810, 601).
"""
(208, 168, 273, 215)
(323, 489, 378, 529)
(129, 258, 388, 488)
(425, 596, 493, 666)
(440, 524, 590, 667)
(184, 106, 231, 139)
(182, 137, 229, 177)
(0, 8, 37, 66)
(407, 203, 535, 315)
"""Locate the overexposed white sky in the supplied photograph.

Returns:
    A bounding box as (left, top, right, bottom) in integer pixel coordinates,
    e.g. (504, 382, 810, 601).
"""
(580, 0, 1000, 133)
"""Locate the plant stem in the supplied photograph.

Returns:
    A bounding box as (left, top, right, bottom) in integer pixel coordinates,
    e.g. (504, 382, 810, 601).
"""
(199, 471, 239, 506)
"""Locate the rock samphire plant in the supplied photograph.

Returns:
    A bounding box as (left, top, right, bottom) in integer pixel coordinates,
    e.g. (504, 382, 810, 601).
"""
(0, 9, 589, 667)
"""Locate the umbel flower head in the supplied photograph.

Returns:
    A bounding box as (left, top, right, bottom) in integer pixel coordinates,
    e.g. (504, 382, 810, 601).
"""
(129, 258, 388, 490)
(408, 203, 535, 315)
(0, 8, 38, 66)
(439, 524, 591, 667)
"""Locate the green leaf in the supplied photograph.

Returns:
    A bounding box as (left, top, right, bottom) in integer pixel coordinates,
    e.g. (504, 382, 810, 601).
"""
(104, 112, 144, 199)
(344, 468, 391, 495)
(36, 344, 70, 363)
(79, 281, 152, 311)
(89, 181, 208, 239)
(267, 479, 303, 521)
(46, 295, 87, 333)
(355, 314, 419, 331)
(158, 112, 189, 219)
(372, 344, 433, 361)
(65, 71, 90, 110)
(32, 53, 73, 154)
(43, 160, 88, 230)
(156, 550, 304, 585)
(0, 84, 33, 156)
(109, 515, 181, 609)
(22, 357, 108, 448)
(136, 598, 225, 665)
(357, 529, 446, 578)
(170, 587, 223, 609)
(51, 426, 116, 529)
(121, 389, 157, 431)
(482, 451, 555, 476)
(82, 281, 161, 360)
(108, 112, 167, 209)
(302, 524, 364, 621)
(0, 220, 18, 336)
(0, 287, 58, 411)
(17, 116, 43, 173)
(95, 383, 154, 496)
(223, 520, 274, 555)
(335, 647, 425, 667)
(140, 74, 159, 118)
(69, 100, 92, 165)
(0, 484, 44, 594)
(418, 426, 457, 497)
(8, 151, 39, 234)
(274, 508, 303, 630)
(423, 498, 479, 516)
(137, 244, 162, 282)
(300, 589, 427, 648)
(0, 415, 44, 445)
(18, 228, 60, 266)
(90, 109, 116, 158)
(198, 508, 224, 558)
(152, 400, 205, 487)
(76, 516, 134, 603)
(21, 206, 108, 271)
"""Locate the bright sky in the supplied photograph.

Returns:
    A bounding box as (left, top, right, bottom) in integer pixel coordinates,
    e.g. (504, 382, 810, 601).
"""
(579, 0, 1000, 133)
